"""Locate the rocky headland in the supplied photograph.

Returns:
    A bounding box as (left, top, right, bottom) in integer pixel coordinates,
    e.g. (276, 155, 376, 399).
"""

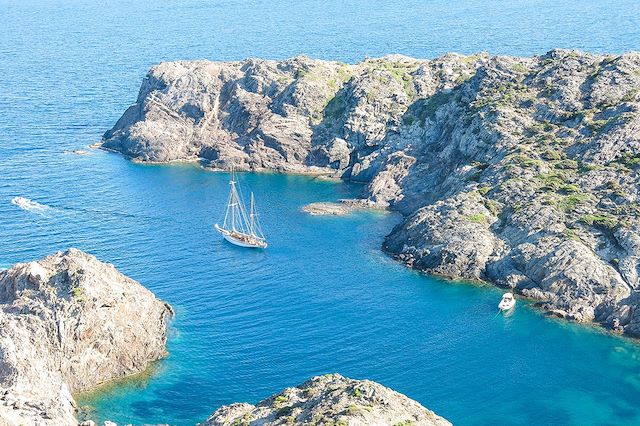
(0, 249, 173, 425)
(202, 373, 450, 426)
(103, 50, 640, 335)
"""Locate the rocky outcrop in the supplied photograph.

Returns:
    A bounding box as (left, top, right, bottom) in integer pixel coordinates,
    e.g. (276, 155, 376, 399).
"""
(104, 50, 640, 335)
(202, 374, 450, 426)
(303, 202, 355, 216)
(0, 249, 173, 425)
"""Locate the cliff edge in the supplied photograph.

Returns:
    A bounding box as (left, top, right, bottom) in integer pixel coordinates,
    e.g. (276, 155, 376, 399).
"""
(103, 50, 640, 335)
(0, 249, 173, 425)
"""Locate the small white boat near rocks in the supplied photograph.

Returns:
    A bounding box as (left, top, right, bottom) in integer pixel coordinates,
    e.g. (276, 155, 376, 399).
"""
(214, 169, 267, 249)
(498, 292, 516, 311)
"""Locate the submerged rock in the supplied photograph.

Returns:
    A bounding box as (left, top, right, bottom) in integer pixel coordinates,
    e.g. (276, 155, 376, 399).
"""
(0, 249, 173, 425)
(303, 202, 354, 216)
(202, 374, 450, 426)
(105, 50, 640, 336)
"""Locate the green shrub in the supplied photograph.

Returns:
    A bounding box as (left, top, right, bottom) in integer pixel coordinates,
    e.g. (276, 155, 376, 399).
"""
(537, 172, 567, 191)
(619, 154, 640, 168)
(346, 404, 359, 415)
(580, 214, 618, 230)
(622, 89, 638, 103)
(559, 184, 580, 194)
(511, 154, 543, 168)
(563, 228, 581, 241)
(586, 118, 610, 133)
(324, 92, 348, 120)
(580, 162, 603, 172)
(511, 62, 528, 73)
(466, 213, 487, 224)
(274, 395, 289, 407)
(478, 186, 492, 196)
(541, 149, 563, 161)
(559, 194, 589, 212)
(554, 159, 578, 170)
(483, 199, 501, 215)
(71, 287, 85, 301)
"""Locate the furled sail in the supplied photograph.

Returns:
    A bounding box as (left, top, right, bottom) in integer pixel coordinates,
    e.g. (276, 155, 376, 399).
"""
(215, 169, 267, 248)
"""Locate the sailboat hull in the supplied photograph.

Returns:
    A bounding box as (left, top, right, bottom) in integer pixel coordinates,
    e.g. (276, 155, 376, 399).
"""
(215, 224, 267, 248)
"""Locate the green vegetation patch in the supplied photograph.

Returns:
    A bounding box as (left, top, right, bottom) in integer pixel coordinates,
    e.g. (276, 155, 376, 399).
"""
(345, 404, 359, 415)
(478, 186, 492, 196)
(511, 62, 528, 73)
(622, 89, 638, 103)
(323, 91, 349, 121)
(510, 154, 543, 169)
(554, 159, 578, 170)
(466, 213, 488, 224)
(580, 162, 604, 172)
(541, 149, 563, 161)
(559, 194, 590, 213)
(295, 68, 309, 79)
(536, 171, 572, 192)
(483, 199, 501, 215)
(617, 153, 640, 169)
(232, 413, 252, 426)
(559, 183, 580, 194)
(403, 91, 455, 126)
(563, 228, 581, 242)
(580, 213, 618, 230)
(274, 395, 289, 408)
(71, 286, 85, 301)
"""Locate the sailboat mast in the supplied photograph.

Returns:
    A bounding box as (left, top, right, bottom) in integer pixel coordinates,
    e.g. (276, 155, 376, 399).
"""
(230, 169, 236, 231)
(249, 192, 255, 236)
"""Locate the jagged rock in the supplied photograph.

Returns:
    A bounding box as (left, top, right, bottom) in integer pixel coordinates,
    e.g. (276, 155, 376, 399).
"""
(202, 374, 450, 426)
(105, 50, 640, 336)
(0, 249, 173, 425)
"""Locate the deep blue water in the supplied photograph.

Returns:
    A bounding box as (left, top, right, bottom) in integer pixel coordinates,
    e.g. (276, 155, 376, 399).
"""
(2, 0, 640, 425)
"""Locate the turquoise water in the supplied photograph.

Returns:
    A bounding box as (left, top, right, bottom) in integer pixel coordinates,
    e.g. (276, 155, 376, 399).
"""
(2, 0, 640, 425)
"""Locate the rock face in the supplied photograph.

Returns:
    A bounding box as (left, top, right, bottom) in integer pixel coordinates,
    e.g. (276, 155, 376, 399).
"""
(202, 374, 450, 426)
(105, 50, 640, 335)
(0, 249, 173, 425)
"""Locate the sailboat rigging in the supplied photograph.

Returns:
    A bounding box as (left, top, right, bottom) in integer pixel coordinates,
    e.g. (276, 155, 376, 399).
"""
(214, 168, 267, 248)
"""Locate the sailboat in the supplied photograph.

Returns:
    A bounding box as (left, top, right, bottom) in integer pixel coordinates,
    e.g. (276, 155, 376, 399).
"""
(498, 292, 516, 311)
(214, 169, 268, 248)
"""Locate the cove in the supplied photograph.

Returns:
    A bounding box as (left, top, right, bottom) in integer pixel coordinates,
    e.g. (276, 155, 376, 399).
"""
(1, 152, 639, 425)
(3, 0, 640, 424)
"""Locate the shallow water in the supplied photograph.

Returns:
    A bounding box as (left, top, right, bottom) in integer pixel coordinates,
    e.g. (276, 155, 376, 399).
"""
(2, 0, 640, 425)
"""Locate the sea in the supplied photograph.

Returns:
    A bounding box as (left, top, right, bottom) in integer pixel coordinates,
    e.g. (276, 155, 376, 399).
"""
(1, 0, 640, 424)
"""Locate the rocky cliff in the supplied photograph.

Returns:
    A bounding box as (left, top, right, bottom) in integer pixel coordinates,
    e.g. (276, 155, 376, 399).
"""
(0, 249, 173, 425)
(202, 373, 450, 426)
(104, 50, 640, 335)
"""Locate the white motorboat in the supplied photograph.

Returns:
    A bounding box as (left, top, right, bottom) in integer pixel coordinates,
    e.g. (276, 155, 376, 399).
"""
(498, 292, 516, 311)
(214, 169, 267, 249)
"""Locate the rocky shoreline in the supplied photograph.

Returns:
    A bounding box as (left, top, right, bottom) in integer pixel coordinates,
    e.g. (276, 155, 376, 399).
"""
(103, 50, 640, 336)
(0, 249, 173, 425)
(202, 374, 450, 426)
(1, 252, 448, 426)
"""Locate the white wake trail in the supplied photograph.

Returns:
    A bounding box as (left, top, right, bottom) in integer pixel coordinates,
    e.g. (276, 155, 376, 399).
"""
(11, 196, 52, 216)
